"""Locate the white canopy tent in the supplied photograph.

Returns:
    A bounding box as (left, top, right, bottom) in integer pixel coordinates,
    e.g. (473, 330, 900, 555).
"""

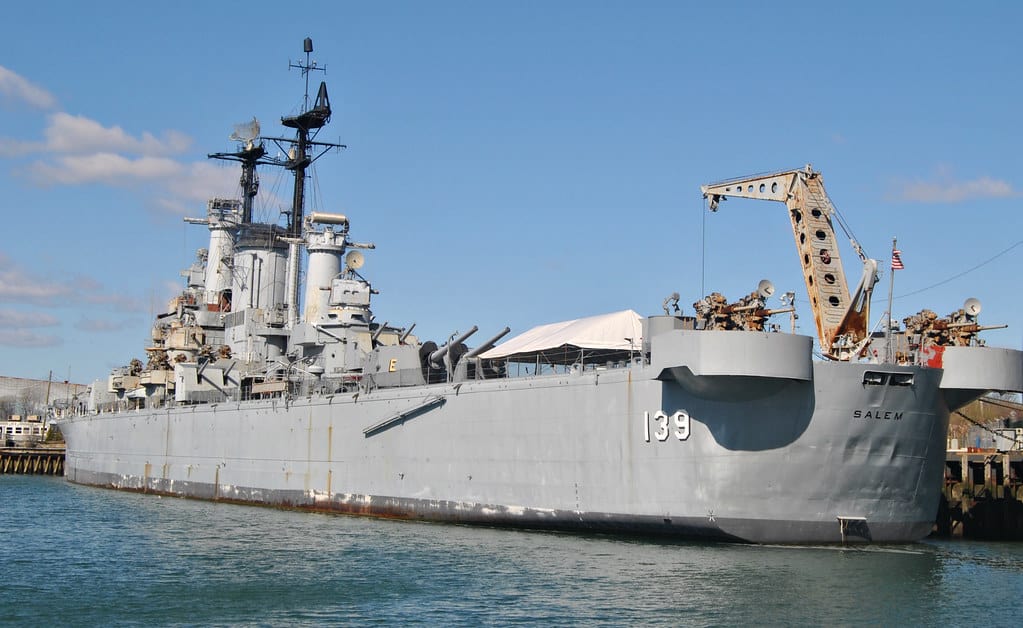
(479, 310, 643, 365)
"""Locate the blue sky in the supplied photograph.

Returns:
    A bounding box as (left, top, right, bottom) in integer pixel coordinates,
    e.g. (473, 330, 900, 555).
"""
(0, 1, 1020, 383)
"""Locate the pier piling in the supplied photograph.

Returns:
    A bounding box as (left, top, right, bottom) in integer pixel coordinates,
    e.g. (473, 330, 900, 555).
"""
(0, 445, 65, 476)
(935, 450, 1023, 540)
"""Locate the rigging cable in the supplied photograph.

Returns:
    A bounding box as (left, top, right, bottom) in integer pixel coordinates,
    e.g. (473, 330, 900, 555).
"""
(828, 196, 868, 260)
(895, 239, 1023, 300)
(954, 408, 1023, 450)
(700, 196, 707, 297)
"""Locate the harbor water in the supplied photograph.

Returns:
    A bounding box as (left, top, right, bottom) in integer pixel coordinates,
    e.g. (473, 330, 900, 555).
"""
(2, 475, 1022, 626)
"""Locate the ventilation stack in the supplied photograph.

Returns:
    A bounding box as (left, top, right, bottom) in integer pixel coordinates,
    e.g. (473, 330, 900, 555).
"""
(303, 213, 349, 323)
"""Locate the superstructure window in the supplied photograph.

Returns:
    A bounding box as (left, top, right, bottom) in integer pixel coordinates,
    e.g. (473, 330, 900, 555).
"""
(890, 373, 914, 387)
(863, 372, 886, 386)
(863, 371, 915, 387)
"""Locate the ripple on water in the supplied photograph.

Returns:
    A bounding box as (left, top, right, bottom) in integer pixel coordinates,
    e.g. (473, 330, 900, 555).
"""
(2, 476, 1023, 626)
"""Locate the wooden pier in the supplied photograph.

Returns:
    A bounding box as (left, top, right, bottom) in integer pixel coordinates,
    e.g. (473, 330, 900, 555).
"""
(0, 445, 65, 475)
(934, 450, 1023, 540)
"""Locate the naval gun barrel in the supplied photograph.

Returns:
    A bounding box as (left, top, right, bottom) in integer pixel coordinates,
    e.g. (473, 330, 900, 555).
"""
(430, 326, 479, 365)
(463, 327, 512, 360)
(399, 323, 417, 345)
(371, 321, 390, 343)
(935, 321, 1008, 331)
(943, 322, 1009, 332)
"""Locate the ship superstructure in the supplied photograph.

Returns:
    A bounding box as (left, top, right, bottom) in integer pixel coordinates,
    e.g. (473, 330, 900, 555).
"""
(59, 40, 1023, 544)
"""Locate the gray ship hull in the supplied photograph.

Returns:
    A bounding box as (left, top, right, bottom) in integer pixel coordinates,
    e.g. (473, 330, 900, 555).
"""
(60, 331, 951, 544)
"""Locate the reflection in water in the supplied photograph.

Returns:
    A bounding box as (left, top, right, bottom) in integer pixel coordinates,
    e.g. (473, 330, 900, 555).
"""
(2, 476, 1022, 626)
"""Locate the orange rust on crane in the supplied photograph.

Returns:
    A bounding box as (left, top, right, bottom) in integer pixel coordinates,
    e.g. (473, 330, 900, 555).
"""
(701, 165, 878, 360)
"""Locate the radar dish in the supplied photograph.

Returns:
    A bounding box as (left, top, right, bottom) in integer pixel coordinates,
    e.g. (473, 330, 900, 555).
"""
(757, 279, 776, 299)
(345, 250, 365, 271)
(963, 297, 982, 316)
(229, 117, 261, 143)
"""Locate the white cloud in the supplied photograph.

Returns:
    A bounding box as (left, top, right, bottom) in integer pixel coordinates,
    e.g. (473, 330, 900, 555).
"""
(21, 151, 242, 216)
(75, 318, 136, 332)
(74, 275, 146, 313)
(0, 138, 45, 157)
(893, 174, 1016, 204)
(0, 255, 73, 305)
(0, 112, 192, 158)
(28, 153, 184, 185)
(44, 112, 192, 156)
(4, 121, 237, 213)
(0, 79, 256, 217)
(0, 252, 143, 311)
(150, 162, 247, 216)
(0, 65, 57, 109)
(0, 309, 59, 328)
(80, 291, 146, 314)
(0, 329, 62, 348)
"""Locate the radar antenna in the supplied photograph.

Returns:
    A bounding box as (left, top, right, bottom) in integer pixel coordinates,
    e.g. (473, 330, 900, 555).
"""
(290, 37, 326, 113)
(229, 117, 261, 147)
(208, 117, 269, 223)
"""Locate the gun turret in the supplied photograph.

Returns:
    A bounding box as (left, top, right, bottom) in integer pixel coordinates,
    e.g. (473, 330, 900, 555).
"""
(463, 327, 512, 361)
(452, 326, 512, 382)
(399, 323, 417, 345)
(429, 326, 479, 367)
(371, 321, 389, 344)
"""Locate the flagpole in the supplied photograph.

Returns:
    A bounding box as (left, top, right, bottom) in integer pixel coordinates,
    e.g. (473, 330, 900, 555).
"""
(886, 237, 897, 363)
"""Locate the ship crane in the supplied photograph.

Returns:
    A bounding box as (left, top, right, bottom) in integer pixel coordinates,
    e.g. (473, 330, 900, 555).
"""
(701, 165, 879, 361)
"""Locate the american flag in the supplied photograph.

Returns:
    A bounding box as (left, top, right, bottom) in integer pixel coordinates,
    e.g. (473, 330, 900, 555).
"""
(891, 249, 905, 270)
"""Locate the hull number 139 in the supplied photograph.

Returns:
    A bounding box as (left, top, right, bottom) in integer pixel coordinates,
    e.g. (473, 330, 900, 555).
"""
(643, 410, 691, 442)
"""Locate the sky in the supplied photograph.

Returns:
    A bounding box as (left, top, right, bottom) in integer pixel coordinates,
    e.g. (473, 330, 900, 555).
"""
(0, 1, 1020, 384)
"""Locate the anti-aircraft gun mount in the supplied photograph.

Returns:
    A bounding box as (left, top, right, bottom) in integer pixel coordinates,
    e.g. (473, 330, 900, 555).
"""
(701, 165, 877, 360)
(691, 279, 796, 333)
(700, 165, 1012, 364)
(889, 298, 1008, 364)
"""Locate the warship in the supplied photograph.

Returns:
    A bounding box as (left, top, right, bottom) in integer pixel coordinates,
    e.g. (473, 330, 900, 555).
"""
(58, 39, 1023, 543)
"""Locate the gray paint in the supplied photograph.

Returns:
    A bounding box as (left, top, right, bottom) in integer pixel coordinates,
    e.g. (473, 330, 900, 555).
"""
(57, 45, 1023, 545)
(61, 353, 959, 544)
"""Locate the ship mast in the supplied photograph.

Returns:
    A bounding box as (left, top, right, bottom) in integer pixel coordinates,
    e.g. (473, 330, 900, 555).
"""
(208, 132, 267, 223)
(282, 37, 332, 237)
(263, 37, 345, 326)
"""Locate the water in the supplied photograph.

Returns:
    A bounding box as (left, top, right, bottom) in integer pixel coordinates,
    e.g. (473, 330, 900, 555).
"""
(2, 476, 1022, 626)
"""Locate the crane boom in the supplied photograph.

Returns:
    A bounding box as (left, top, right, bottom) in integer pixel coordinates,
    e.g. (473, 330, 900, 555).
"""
(700, 165, 878, 360)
